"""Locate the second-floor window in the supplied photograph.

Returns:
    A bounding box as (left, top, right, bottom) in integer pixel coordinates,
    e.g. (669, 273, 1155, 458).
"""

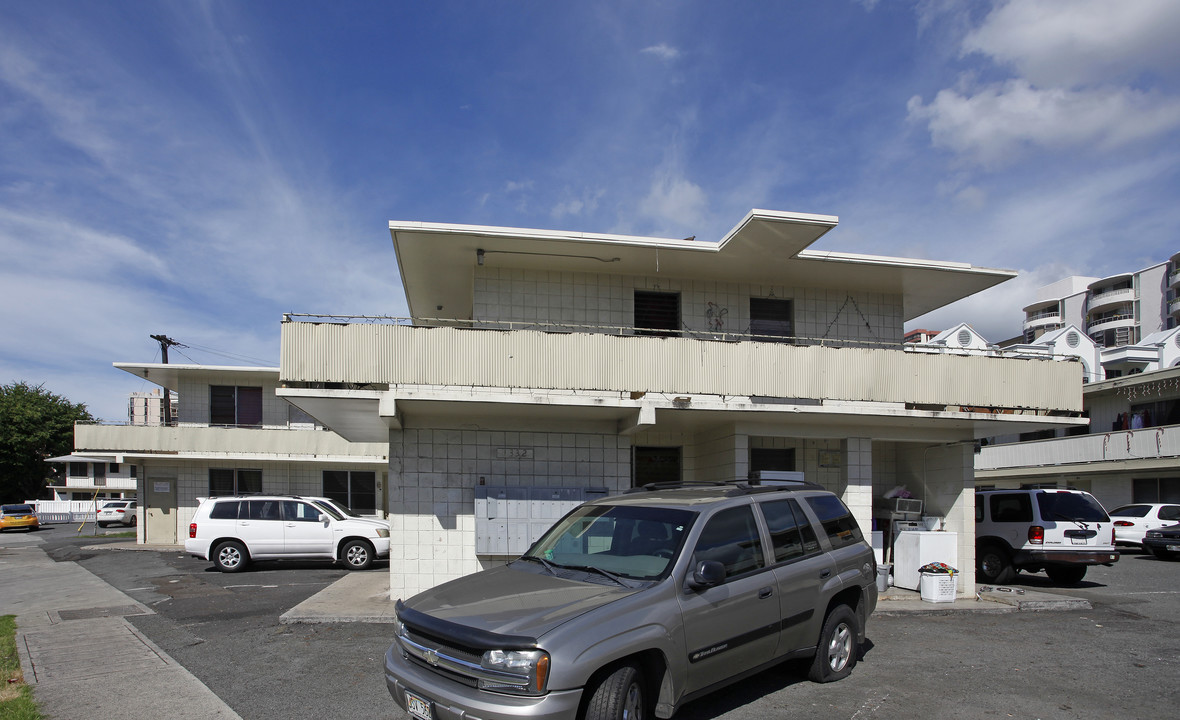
(634, 291, 680, 337)
(750, 298, 794, 342)
(211, 386, 263, 427)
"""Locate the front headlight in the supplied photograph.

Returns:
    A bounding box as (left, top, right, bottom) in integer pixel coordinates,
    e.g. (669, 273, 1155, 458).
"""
(479, 649, 550, 695)
(375, 528, 390, 538)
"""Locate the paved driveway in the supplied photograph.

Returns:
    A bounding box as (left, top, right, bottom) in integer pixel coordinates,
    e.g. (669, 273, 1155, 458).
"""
(34, 531, 1180, 719)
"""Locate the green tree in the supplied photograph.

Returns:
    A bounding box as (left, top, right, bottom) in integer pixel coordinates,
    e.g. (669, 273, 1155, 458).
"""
(0, 382, 94, 503)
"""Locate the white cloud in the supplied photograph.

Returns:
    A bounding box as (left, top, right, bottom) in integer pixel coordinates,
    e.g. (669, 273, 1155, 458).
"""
(640, 43, 680, 62)
(551, 188, 605, 220)
(908, 80, 1180, 168)
(963, 0, 1180, 87)
(910, 0, 1180, 169)
(638, 168, 707, 235)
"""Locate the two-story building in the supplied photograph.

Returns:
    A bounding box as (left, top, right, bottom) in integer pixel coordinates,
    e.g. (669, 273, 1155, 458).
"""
(273, 209, 1084, 598)
(66, 364, 388, 544)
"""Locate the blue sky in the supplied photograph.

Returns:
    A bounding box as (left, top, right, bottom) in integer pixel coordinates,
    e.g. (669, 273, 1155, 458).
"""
(2, 1, 1179, 421)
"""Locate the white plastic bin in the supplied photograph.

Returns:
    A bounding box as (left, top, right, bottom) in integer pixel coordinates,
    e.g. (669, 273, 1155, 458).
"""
(919, 572, 956, 603)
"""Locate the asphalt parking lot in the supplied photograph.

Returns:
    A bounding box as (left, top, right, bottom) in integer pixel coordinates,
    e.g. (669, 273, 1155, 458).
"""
(27, 529, 1180, 719)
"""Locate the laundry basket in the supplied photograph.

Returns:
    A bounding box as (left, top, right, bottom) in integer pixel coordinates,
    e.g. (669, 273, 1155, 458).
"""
(919, 571, 956, 603)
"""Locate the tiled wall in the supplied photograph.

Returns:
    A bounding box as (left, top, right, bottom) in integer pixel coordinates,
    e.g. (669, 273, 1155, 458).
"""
(473, 268, 905, 344)
(387, 428, 633, 598)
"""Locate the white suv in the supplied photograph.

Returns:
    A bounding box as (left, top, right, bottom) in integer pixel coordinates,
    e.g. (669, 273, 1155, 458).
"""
(975, 488, 1118, 585)
(186, 495, 390, 572)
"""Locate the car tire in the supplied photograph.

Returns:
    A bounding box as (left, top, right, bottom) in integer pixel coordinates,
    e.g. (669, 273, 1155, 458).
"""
(212, 540, 248, 572)
(808, 604, 859, 683)
(977, 544, 1016, 584)
(585, 664, 645, 720)
(1044, 565, 1087, 585)
(98, 522, 109, 528)
(341, 539, 374, 571)
(128, 515, 137, 527)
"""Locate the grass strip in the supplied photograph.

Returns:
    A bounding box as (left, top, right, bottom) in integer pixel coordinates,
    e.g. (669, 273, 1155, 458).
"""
(0, 615, 44, 720)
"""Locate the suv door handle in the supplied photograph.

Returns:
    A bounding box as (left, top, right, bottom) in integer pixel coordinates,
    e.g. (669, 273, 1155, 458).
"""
(820, 569, 832, 579)
(758, 587, 773, 599)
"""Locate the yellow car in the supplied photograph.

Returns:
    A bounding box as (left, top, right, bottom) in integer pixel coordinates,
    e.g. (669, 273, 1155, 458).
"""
(0, 504, 40, 532)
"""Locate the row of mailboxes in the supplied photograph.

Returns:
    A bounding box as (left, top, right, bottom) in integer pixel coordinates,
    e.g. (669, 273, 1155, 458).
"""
(474, 485, 609, 555)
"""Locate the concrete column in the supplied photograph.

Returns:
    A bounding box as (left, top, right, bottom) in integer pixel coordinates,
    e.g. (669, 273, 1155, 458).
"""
(841, 437, 873, 539)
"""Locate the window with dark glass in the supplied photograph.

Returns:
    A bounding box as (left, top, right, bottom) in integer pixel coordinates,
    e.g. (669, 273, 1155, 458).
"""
(692, 506, 766, 579)
(804, 494, 863, 549)
(632, 447, 681, 487)
(323, 470, 377, 514)
(989, 493, 1033, 523)
(750, 447, 796, 474)
(209, 468, 263, 496)
(69, 462, 87, 477)
(760, 498, 820, 562)
(210, 386, 264, 427)
(634, 291, 680, 337)
(750, 298, 794, 342)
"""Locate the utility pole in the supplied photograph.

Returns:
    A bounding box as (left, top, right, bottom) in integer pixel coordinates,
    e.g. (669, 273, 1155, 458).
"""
(149, 335, 185, 425)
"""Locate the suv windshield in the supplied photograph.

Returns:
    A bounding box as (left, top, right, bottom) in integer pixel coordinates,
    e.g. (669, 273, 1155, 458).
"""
(1037, 492, 1110, 523)
(523, 504, 696, 581)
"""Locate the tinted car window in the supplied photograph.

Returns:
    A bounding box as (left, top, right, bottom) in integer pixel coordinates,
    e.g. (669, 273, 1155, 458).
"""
(1161, 506, 1180, 522)
(990, 493, 1033, 523)
(693, 506, 766, 579)
(760, 498, 820, 562)
(805, 494, 863, 549)
(209, 501, 241, 519)
(1109, 505, 1151, 518)
(247, 499, 281, 521)
(2, 505, 34, 514)
(1036, 492, 1109, 522)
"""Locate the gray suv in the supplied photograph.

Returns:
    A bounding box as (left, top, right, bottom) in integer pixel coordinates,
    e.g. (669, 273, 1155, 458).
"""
(384, 481, 878, 720)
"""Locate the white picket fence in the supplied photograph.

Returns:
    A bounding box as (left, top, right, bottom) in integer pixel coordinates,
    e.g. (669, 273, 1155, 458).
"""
(26, 499, 135, 524)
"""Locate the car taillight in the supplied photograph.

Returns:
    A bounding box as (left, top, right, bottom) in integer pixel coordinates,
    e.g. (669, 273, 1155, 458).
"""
(1111, 527, 1116, 544)
(1028, 526, 1044, 544)
(1113, 520, 1134, 526)
(116, 509, 125, 513)
(189, 523, 197, 539)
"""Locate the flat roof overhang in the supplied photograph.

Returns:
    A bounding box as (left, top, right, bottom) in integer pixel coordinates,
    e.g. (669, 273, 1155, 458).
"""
(114, 363, 279, 392)
(280, 387, 1084, 445)
(391, 209, 1015, 324)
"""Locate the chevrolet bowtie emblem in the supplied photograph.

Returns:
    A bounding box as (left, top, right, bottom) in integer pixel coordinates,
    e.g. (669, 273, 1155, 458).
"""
(425, 650, 439, 666)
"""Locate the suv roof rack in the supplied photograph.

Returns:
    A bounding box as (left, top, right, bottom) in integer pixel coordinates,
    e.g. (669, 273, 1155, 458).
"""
(624, 479, 826, 495)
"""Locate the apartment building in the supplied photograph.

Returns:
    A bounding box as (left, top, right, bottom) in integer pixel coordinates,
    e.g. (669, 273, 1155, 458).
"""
(275, 209, 1083, 598)
(1022, 253, 1178, 346)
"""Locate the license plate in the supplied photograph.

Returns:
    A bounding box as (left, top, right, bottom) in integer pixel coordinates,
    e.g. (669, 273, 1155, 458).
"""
(405, 691, 432, 720)
(1071, 536, 1087, 545)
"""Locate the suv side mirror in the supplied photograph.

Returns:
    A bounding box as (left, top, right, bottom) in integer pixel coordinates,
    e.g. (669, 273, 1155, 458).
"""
(690, 560, 726, 588)
(318, 513, 329, 523)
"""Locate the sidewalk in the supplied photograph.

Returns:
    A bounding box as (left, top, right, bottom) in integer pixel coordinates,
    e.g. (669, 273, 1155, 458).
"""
(0, 533, 242, 720)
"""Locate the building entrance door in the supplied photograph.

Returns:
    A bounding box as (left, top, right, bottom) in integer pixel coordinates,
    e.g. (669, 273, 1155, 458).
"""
(145, 473, 178, 544)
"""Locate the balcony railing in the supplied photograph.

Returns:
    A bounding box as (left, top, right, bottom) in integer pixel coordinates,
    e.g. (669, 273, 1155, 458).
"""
(280, 316, 1084, 413)
(1087, 312, 1136, 332)
(978, 424, 1180, 470)
(1088, 288, 1136, 313)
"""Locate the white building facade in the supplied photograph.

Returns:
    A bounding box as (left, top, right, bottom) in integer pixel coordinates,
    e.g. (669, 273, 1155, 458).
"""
(277, 210, 1083, 599)
(1022, 254, 1178, 347)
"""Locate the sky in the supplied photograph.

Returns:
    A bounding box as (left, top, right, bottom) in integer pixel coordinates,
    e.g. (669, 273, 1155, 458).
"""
(2, 0, 1179, 421)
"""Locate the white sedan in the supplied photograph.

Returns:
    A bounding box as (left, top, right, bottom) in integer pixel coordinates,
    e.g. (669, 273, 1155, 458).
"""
(97, 500, 138, 527)
(1109, 503, 1180, 547)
